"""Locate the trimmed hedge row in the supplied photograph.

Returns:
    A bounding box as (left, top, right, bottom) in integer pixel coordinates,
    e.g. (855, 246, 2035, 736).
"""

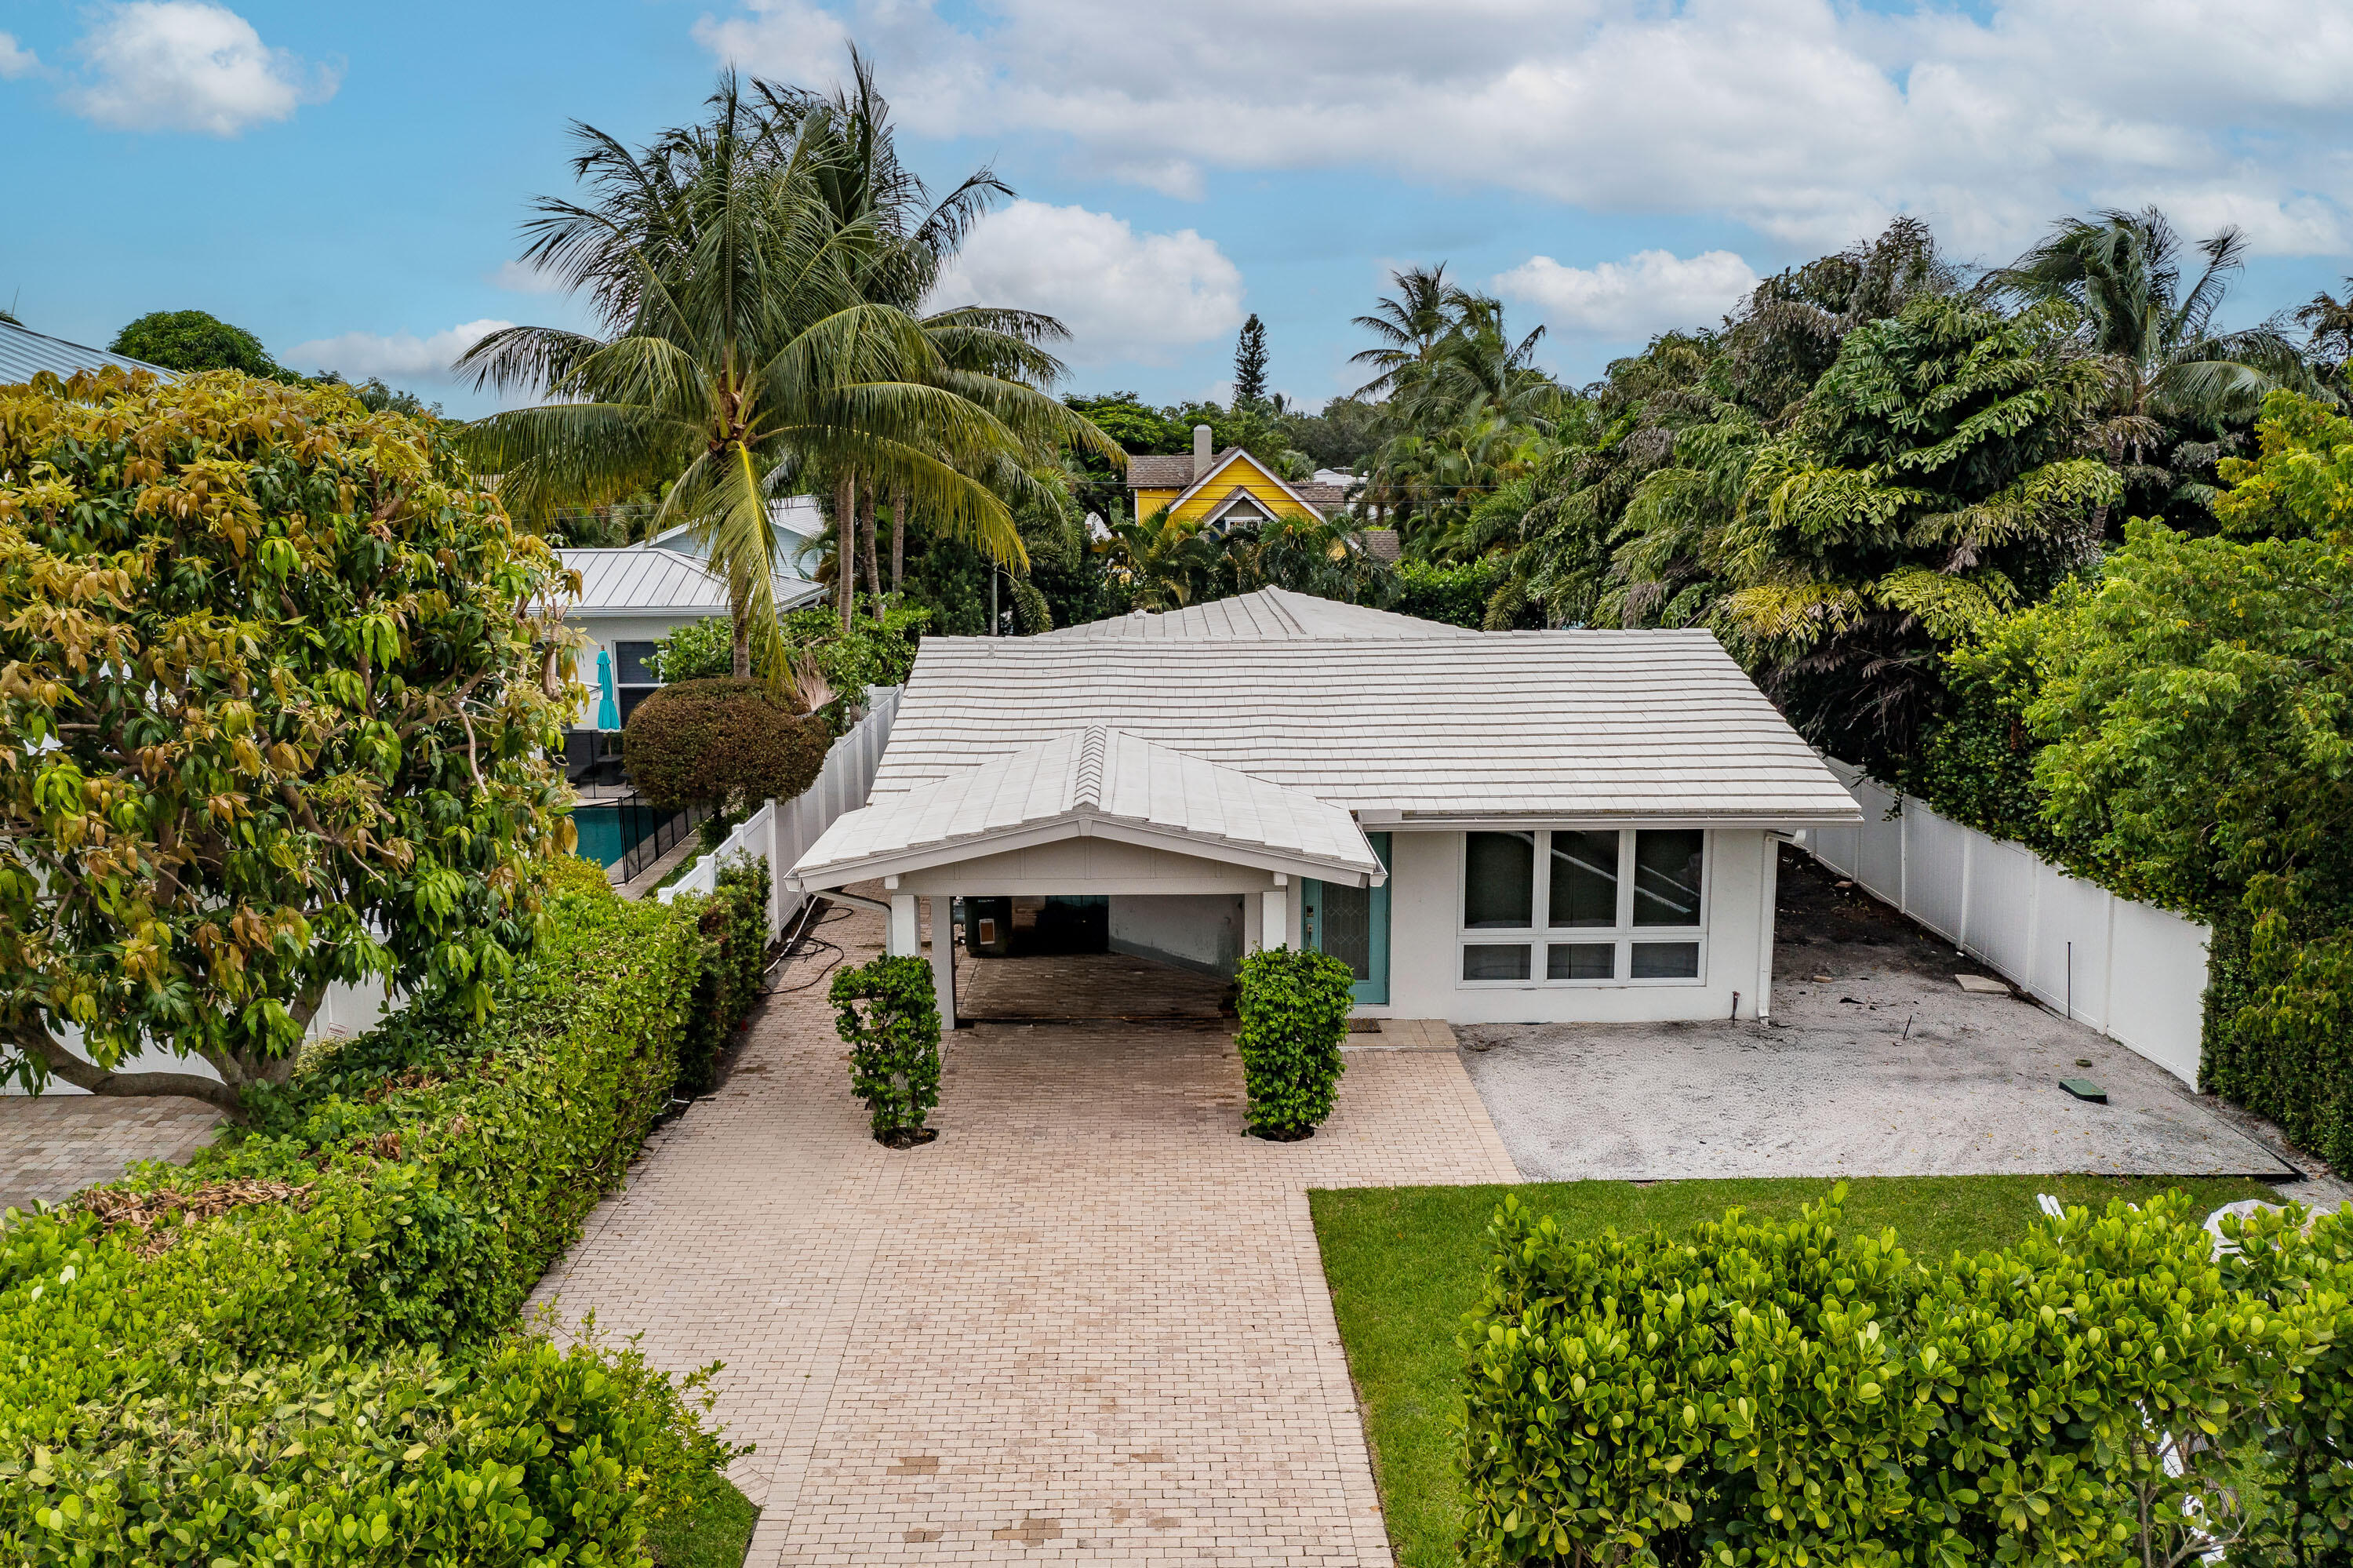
(0, 855, 770, 1564)
(1462, 1188, 2353, 1568)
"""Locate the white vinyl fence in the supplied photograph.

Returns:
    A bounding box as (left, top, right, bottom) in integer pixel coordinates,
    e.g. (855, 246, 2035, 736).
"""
(13, 689, 901, 1097)
(659, 686, 900, 936)
(1806, 760, 2210, 1086)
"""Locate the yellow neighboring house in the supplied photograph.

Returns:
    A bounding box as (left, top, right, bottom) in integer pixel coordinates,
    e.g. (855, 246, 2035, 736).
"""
(1127, 424, 1349, 532)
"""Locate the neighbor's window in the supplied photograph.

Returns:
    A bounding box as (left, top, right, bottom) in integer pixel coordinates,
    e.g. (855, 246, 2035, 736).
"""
(1460, 829, 1708, 985)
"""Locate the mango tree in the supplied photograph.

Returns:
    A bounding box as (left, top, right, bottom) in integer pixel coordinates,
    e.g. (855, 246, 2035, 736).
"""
(0, 367, 580, 1111)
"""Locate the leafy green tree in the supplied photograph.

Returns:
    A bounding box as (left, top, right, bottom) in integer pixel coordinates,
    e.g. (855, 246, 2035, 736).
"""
(314, 371, 442, 418)
(1988, 207, 2313, 528)
(0, 368, 579, 1110)
(1715, 293, 2114, 772)
(109, 308, 294, 380)
(1283, 395, 1384, 472)
(1232, 312, 1268, 407)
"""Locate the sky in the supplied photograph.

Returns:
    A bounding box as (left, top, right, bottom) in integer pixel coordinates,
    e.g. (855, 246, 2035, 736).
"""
(6, 0, 2353, 420)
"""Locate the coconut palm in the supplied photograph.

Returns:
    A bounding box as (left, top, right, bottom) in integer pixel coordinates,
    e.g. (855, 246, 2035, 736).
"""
(766, 52, 1100, 623)
(1349, 264, 1482, 398)
(1985, 207, 2314, 525)
(460, 74, 1111, 674)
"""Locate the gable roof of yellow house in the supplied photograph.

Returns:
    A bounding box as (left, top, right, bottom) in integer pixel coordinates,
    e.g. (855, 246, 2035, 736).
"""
(1127, 424, 1349, 529)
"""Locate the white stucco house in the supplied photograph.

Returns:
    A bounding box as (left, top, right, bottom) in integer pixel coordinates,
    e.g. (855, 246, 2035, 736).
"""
(784, 587, 1862, 1028)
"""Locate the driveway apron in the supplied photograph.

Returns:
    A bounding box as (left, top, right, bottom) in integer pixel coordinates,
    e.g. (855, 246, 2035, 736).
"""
(529, 906, 1515, 1566)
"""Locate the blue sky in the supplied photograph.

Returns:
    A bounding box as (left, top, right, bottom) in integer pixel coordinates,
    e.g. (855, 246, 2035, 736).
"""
(6, 0, 2352, 420)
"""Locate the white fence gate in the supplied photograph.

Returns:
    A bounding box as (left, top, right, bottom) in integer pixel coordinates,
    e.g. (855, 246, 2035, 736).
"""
(659, 686, 899, 936)
(1806, 760, 2211, 1086)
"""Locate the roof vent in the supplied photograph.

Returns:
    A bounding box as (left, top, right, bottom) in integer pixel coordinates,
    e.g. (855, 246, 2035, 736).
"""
(1192, 424, 1212, 481)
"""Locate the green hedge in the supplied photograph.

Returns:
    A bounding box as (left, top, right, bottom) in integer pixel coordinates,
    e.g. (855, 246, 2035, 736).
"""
(1462, 1188, 2353, 1568)
(0, 856, 770, 1563)
(1233, 947, 1354, 1135)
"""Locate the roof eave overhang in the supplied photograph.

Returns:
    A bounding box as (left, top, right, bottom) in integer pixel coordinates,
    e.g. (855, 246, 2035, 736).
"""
(786, 809, 1384, 893)
(1355, 806, 1867, 830)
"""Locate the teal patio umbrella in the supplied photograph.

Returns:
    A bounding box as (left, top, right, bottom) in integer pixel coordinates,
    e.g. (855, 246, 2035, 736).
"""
(594, 647, 620, 730)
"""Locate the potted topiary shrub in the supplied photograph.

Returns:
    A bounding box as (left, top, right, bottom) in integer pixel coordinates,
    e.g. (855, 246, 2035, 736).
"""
(829, 955, 942, 1148)
(1232, 946, 1355, 1139)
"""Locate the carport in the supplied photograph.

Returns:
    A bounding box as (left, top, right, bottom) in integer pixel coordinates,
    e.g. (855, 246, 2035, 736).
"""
(784, 727, 1385, 1026)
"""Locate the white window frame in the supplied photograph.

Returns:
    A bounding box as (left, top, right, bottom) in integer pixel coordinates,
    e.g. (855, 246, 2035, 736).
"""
(1454, 828, 1711, 988)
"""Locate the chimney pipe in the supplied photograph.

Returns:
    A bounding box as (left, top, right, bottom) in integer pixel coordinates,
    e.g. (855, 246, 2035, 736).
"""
(1192, 424, 1212, 482)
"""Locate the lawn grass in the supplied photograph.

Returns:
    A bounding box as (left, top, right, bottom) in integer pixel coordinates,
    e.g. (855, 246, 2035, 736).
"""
(1309, 1173, 2285, 1568)
(646, 1474, 760, 1568)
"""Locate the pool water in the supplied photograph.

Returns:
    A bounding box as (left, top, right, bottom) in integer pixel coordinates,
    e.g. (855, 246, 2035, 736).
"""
(572, 805, 627, 867)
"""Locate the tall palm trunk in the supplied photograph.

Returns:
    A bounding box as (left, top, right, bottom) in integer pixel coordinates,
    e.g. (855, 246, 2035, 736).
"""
(890, 491, 906, 595)
(860, 485, 884, 619)
(835, 473, 856, 635)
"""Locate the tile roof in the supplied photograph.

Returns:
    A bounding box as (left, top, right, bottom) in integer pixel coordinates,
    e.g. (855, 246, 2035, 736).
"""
(1126, 449, 1346, 511)
(790, 726, 1383, 888)
(0, 321, 172, 384)
(1360, 529, 1402, 562)
(1126, 453, 1202, 488)
(871, 629, 1864, 825)
(1045, 587, 1473, 642)
(558, 546, 823, 616)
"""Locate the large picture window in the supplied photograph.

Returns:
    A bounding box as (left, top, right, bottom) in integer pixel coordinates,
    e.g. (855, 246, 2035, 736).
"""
(1459, 828, 1708, 985)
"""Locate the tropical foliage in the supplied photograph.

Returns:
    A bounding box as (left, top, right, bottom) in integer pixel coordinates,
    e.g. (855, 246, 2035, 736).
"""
(1232, 946, 1355, 1137)
(0, 369, 579, 1109)
(830, 953, 942, 1145)
(0, 857, 763, 1563)
(460, 67, 1114, 678)
(1462, 1186, 2353, 1568)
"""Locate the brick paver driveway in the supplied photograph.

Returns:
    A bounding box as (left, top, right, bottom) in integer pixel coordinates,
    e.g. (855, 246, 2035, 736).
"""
(531, 906, 1514, 1566)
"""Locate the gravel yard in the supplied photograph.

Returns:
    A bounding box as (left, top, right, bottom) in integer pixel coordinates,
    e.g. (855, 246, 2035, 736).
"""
(1458, 850, 2316, 1188)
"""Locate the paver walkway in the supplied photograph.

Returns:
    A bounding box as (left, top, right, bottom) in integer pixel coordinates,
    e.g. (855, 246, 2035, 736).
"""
(0, 1094, 224, 1213)
(529, 905, 1515, 1566)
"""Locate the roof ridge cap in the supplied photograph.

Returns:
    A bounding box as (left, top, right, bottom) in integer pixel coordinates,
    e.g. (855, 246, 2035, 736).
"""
(1072, 726, 1109, 809)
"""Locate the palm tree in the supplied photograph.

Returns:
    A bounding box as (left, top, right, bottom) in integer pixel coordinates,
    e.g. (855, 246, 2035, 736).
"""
(1349, 264, 1481, 398)
(1985, 207, 2314, 526)
(767, 51, 1099, 625)
(460, 74, 1111, 674)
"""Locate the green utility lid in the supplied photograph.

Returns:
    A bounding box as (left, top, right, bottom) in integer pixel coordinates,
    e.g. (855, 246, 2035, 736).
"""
(2060, 1078, 2108, 1104)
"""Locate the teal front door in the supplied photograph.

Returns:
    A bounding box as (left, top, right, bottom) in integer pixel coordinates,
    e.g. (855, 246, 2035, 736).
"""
(1303, 832, 1391, 1006)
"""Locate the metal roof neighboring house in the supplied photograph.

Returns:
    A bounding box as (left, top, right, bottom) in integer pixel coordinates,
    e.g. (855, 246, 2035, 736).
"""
(558, 545, 824, 617)
(0, 319, 173, 384)
(869, 596, 1861, 826)
(790, 725, 1386, 890)
(1045, 585, 1475, 642)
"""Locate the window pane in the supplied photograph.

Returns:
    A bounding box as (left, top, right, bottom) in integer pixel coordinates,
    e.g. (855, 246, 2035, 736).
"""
(1631, 830, 1704, 926)
(1461, 944, 1532, 980)
(616, 641, 662, 686)
(1630, 941, 1700, 978)
(1547, 829, 1620, 927)
(1464, 832, 1535, 929)
(1547, 943, 1615, 980)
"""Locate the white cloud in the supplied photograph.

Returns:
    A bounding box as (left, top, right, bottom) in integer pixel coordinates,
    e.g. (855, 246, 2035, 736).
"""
(0, 32, 39, 78)
(489, 258, 568, 295)
(68, 2, 338, 136)
(696, 0, 2353, 257)
(284, 319, 515, 385)
(1497, 249, 1759, 339)
(927, 200, 1244, 365)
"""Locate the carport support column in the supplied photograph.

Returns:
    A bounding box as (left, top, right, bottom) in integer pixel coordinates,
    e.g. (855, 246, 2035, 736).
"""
(1262, 876, 1289, 951)
(926, 897, 956, 1029)
(888, 893, 918, 956)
